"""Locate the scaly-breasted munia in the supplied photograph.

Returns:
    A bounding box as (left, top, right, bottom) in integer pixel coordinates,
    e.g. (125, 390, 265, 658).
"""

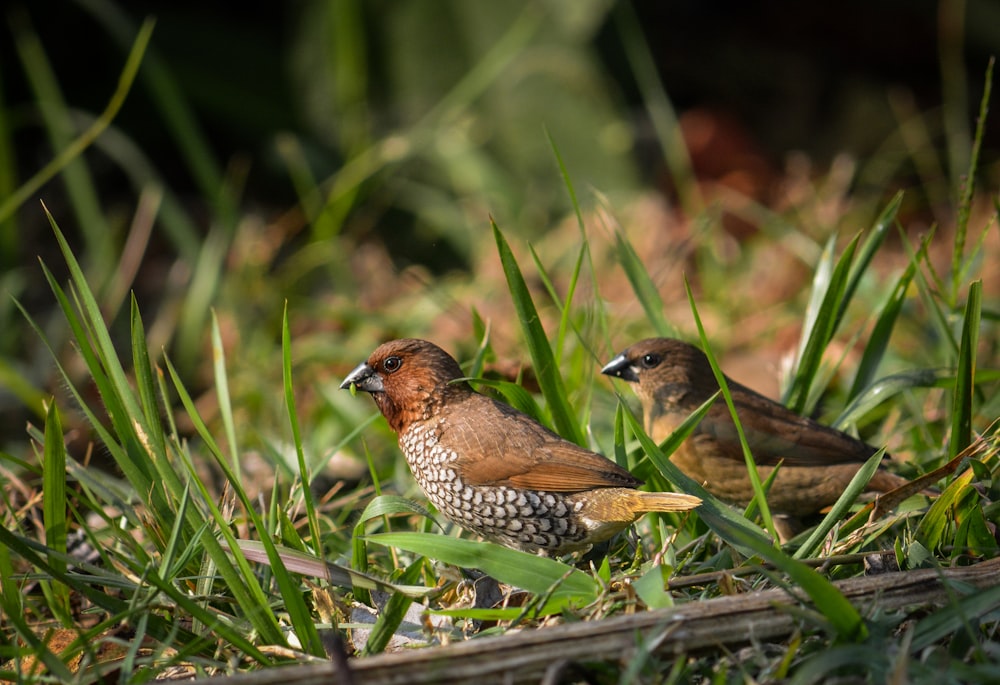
(341, 338, 700, 553)
(602, 337, 910, 538)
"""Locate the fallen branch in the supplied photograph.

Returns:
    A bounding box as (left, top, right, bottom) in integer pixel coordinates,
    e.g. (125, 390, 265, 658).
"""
(213, 556, 1000, 685)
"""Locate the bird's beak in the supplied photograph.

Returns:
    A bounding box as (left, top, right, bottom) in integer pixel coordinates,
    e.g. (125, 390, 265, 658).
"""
(340, 362, 384, 393)
(600, 353, 639, 383)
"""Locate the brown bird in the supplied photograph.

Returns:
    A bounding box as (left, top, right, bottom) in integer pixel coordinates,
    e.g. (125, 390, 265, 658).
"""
(340, 338, 701, 553)
(601, 338, 910, 538)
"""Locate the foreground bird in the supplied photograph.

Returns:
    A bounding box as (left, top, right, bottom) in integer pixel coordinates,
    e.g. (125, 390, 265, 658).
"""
(601, 338, 910, 537)
(341, 338, 701, 553)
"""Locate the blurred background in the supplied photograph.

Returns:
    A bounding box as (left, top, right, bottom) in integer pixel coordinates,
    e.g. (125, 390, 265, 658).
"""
(0, 0, 997, 469)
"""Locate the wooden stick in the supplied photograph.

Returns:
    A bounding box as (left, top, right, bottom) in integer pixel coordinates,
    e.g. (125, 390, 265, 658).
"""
(209, 556, 1000, 684)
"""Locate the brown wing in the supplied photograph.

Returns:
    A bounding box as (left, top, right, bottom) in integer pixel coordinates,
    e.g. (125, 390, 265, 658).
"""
(700, 382, 882, 466)
(438, 393, 641, 491)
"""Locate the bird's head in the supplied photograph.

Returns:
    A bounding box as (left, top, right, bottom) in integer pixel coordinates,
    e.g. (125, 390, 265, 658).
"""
(340, 338, 467, 433)
(601, 338, 714, 405)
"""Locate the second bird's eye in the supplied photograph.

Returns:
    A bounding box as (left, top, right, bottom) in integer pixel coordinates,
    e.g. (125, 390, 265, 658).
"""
(382, 356, 402, 373)
(640, 353, 661, 369)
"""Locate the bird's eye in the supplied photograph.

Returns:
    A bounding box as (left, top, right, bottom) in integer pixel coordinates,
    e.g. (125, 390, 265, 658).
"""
(382, 356, 402, 373)
(640, 353, 661, 369)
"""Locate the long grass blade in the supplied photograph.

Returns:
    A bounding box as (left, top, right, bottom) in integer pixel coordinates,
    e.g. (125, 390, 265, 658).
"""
(492, 221, 585, 446)
(282, 302, 323, 549)
(686, 277, 778, 541)
(785, 233, 859, 413)
(950, 280, 981, 457)
(951, 58, 994, 302)
(368, 532, 600, 608)
(0, 18, 153, 227)
(848, 228, 930, 401)
(613, 228, 678, 338)
(792, 449, 887, 559)
(41, 399, 71, 620)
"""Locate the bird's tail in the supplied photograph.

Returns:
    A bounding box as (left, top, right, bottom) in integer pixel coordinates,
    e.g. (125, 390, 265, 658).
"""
(629, 490, 702, 513)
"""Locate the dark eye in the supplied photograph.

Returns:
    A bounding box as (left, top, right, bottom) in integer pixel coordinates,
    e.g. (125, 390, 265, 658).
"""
(640, 353, 661, 369)
(382, 356, 402, 373)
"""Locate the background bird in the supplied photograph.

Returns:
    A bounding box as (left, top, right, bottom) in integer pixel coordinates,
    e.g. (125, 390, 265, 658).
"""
(601, 337, 911, 539)
(341, 338, 700, 553)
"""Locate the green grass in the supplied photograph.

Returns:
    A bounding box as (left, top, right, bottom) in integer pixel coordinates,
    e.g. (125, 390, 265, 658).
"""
(1, 6, 998, 684)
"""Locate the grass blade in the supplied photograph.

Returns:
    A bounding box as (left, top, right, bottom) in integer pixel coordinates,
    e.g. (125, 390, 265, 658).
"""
(951, 58, 994, 302)
(785, 232, 859, 414)
(950, 280, 981, 457)
(492, 220, 585, 446)
(282, 302, 323, 549)
(1, 18, 153, 232)
(792, 449, 887, 559)
(212, 310, 241, 482)
(848, 228, 929, 401)
(613, 227, 678, 338)
(686, 277, 778, 541)
(41, 399, 71, 620)
(368, 532, 600, 608)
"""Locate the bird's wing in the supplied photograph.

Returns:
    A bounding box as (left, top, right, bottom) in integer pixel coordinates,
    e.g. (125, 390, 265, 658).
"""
(442, 396, 641, 492)
(701, 392, 880, 466)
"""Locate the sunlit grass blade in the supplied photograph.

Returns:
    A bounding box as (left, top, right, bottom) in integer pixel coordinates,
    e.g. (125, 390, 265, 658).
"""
(915, 467, 976, 552)
(841, 192, 899, 325)
(39, 214, 186, 525)
(367, 532, 601, 609)
(282, 302, 322, 549)
(784, 232, 859, 414)
(848, 228, 930, 401)
(950, 280, 981, 458)
(40, 399, 70, 621)
(686, 277, 778, 541)
(129, 295, 168, 462)
(352, 494, 441, 596)
(633, 564, 675, 609)
(211, 310, 241, 481)
(492, 221, 585, 446)
(528, 243, 588, 367)
(792, 449, 887, 559)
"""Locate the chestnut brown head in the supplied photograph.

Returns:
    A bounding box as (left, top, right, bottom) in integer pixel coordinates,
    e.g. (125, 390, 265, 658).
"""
(340, 338, 469, 432)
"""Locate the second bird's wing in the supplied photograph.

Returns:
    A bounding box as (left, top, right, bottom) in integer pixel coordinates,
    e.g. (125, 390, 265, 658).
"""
(699, 387, 881, 467)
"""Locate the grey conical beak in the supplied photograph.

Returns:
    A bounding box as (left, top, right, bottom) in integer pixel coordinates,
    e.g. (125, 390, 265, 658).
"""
(340, 362, 384, 393)
(600, 353, 639, 383)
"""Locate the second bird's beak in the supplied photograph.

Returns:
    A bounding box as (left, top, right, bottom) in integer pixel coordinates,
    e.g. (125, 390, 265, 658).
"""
(600, 353, 639, 383)
(340, 362, 385, 393)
